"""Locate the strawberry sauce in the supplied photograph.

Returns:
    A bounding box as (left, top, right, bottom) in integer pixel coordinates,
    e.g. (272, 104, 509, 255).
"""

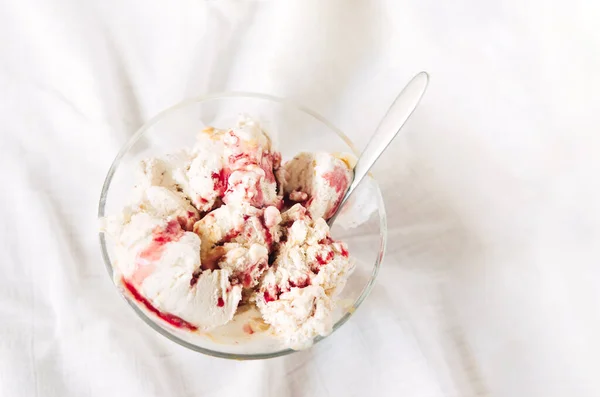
(138, 220, 184, 262)
(322, 167, 348, 194)
(212, 169, 229, 195)
(122, 278, 197, 331)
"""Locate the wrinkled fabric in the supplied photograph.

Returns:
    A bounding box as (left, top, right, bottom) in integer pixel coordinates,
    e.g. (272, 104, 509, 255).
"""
(1, 1, 599, 396)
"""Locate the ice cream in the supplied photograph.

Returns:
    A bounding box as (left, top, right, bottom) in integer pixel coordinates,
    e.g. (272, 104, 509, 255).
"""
(278, 152, 354, 220)
(102, 116, 355, 350)
(255, 204, 353, 348)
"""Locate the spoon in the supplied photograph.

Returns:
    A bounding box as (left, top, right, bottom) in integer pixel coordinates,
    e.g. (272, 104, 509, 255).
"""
(328, 71, 429, 226)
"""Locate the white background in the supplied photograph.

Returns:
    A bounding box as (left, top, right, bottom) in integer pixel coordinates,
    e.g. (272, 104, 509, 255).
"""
(1, 1, 599, 396)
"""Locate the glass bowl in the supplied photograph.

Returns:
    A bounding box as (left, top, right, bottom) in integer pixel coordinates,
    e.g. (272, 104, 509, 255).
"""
(98, 92, 387, 359)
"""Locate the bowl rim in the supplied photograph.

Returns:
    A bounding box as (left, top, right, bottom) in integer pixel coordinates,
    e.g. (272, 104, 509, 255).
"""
(98, 91, 387, 360)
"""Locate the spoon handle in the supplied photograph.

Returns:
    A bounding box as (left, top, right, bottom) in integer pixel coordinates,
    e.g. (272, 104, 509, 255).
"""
(330, 71, 429, 225)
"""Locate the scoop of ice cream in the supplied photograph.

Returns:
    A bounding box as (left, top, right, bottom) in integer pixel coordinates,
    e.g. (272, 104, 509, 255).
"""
(137, 127, 226, 212)
(107, 217, 243, 330)
(221, 117, 282, 208)
(254, 204, 353, 347)
(280, 152, 354, 219)
(134, 118, 282, 212)
(129, 221, 242, 329)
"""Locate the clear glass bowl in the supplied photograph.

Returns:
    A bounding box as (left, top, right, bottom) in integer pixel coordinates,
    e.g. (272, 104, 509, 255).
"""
(98, 92, 387, 359)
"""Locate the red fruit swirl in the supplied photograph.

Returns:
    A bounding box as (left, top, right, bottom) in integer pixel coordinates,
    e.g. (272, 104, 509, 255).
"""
(138, 220, 184, 262)
(122, 278, 197, 331)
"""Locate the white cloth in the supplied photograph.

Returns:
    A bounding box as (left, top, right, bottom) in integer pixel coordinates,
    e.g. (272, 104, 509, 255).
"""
(1, 1, 599, 396)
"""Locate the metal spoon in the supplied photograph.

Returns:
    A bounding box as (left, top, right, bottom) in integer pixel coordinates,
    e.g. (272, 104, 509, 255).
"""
(328, 71, 429, 226)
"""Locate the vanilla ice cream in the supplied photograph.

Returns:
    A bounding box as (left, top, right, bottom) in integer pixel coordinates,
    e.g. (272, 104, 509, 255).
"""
(278, 152, 354, 220)
(102, 116, 355, 350)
